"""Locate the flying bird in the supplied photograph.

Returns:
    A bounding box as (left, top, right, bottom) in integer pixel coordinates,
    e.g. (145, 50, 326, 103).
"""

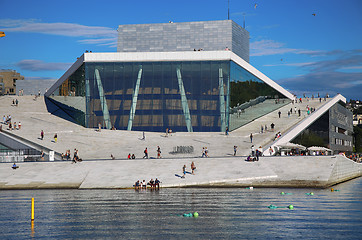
(312, 13, 316, 16)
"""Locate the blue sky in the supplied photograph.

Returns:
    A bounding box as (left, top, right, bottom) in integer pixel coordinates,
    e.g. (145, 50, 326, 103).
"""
(0, 0, 361, 100)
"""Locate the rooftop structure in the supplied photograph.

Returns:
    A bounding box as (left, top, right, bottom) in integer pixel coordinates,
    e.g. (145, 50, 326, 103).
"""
(117, 20, 250, 62)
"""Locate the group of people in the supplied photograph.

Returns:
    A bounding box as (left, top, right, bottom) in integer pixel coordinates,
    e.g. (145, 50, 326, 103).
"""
(61, 149, 81, 163)
(201, 147, 209, 157)
(347, 154, 362, 163)
(11, 99, 19, 107)
(181, 162, 196, 178)
(134, 178, 161, 190)
(2, 115, 21, 131)
(165, 128, 173, 137)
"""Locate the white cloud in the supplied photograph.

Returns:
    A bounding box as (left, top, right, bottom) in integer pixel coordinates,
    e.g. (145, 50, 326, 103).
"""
(263, 62, 315, 67)
(16, 59, 72, 71)
(250, 40, 298, 56)
(0, 18, 117, 47)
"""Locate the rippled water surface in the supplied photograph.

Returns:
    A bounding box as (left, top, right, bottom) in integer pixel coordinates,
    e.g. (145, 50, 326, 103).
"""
(1, 178, 362, 239)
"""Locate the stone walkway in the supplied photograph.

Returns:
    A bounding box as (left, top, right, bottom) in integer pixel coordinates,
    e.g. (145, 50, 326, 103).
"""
(0, 95, 326, 160)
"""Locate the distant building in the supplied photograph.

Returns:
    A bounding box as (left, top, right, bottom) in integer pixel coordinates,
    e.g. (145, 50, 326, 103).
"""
(0, 69, 24, 95)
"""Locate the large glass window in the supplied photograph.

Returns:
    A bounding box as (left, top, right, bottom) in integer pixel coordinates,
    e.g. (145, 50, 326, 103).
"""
(47, 60, 291, 132)
(229, 61, 290, 130)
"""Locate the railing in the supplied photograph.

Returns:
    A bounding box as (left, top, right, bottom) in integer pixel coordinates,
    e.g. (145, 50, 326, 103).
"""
(0, 149, 42, 162)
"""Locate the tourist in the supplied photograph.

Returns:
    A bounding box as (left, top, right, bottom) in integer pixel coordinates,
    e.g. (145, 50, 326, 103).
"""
(18, 121, 21, 130)
(278, 111, 281, 118)
(261, 125, 263, 133)
(225, 126, 229, 135)
(128, 153, 131, 159)
(269, 147, 274, 156)
(191, 162, 196, 175)
(205, 147, 209, 157)
(135, 180, 140, 190)
(12, 162, 18, 169)
(157, 146, 161, 158)
(131, 154, 135, 159)
(155, 178, 161, 189)
(271, 123, 275, 131)
(251, 145, 255, 156)
(111, 154, 115, 160)
(201, 147, 206, 157)
(41, 151, 45, 161)
(143, 147, 148, 159)
(142, 180, 146, 189)
(250, 133, 253, 143)
(54, 133, 57, 143)
(234, 145, 237, 156)
(298, 109, 301, 117)
(98, 122, 101, 132)
(182, 165, 186, 178)
(140, 180, 144, 189)
(40, 130, 44, 140)
(148, 179, 155, 189)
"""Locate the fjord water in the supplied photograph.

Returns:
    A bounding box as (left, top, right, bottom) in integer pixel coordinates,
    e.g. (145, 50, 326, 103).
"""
(1, 178, 361, 239)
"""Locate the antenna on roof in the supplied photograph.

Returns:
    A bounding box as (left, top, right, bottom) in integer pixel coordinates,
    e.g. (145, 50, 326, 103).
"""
(228, 0, 230, 20)
(243, 13, 246, 28)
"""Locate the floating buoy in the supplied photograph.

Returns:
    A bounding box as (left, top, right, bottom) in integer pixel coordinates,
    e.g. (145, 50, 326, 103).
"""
(267, 204, 294, 210)
(305, 192, 314, 196)
(281, 192, 293, 195)
(331, 189, 340, 192)
(193, 212, 199, 218)
(246, 186, 254, 190)
(281, 192, 285, 195)
(183, 213, 193, 217)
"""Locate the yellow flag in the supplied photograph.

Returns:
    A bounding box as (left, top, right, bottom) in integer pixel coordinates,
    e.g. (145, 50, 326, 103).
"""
(0, 31, 5, 37)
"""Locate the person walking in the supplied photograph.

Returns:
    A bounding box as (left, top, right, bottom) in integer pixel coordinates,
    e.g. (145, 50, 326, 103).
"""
(157, 146, 161, 158)
(40, 130, 44, 140)
(250, 133, 253, 143)
(271, 123, 275, 131)
(143, 147, 148, 159)
(234, 145, 237, 156)
(182, 165, 186, 178)
(278, 111, 281, 118)
(191, 162, 196, 175)
(54, 133, 57, 143)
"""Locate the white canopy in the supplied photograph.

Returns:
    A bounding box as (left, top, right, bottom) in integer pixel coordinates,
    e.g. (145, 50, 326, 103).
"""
(276, 142, 306, 150)
(307, 146, 332, 152)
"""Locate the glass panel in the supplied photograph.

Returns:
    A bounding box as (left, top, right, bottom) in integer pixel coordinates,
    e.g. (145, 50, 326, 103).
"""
(46, 64, 86, 127)
(229, 61, 291, 131)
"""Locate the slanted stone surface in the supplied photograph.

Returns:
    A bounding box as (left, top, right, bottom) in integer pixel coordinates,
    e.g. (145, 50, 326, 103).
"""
(0, 95, 360, 189)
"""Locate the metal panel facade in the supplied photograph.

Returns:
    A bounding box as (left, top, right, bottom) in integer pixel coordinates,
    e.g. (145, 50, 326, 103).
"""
(117, 20, 249, 62)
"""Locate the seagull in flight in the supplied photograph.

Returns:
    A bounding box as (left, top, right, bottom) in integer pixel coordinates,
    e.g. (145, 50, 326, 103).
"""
(312, 13, 316, 16)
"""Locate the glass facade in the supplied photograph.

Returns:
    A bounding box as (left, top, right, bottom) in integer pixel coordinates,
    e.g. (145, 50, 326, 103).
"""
(229, 62, 290, 130)
(47, 60, 290, 132)
(291, 111, 330, 148)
